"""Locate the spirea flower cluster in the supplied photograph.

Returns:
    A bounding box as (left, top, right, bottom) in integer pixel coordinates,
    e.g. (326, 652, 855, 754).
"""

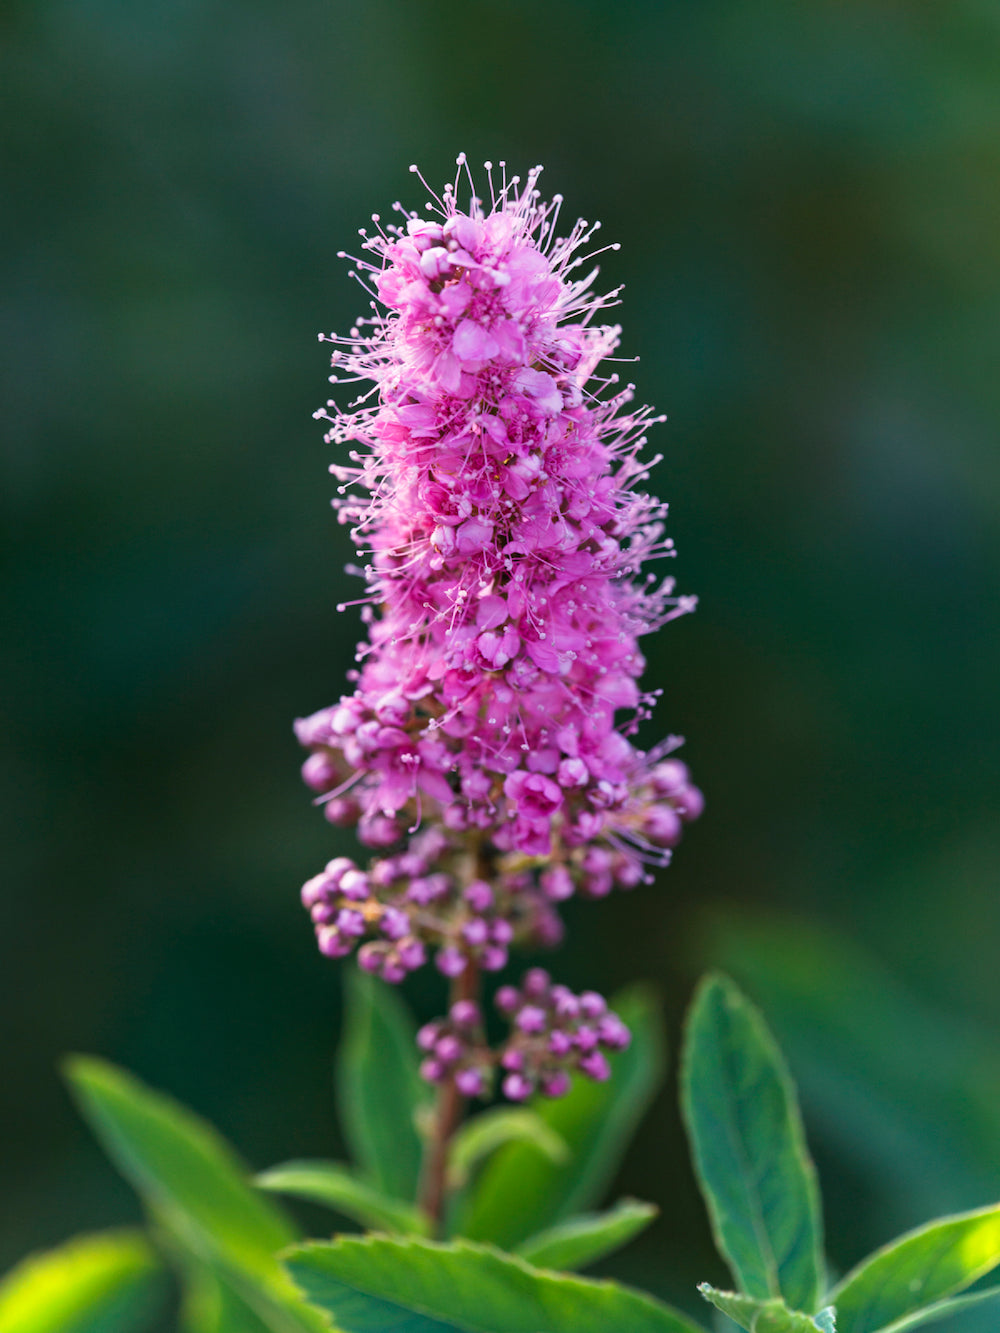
(297, 157, 702, 1099)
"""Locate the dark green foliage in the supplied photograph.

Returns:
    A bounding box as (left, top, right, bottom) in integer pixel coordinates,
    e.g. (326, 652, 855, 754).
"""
(336, 969, 432, 1203)
(8, 971, 1000, 1333)
(64, 1059, 298, 1272)
(683, 977, 1000, 1333)
(707, 915, 1000, 1228)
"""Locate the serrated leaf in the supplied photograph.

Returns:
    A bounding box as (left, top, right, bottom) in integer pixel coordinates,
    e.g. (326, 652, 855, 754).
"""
(63, 1057, 325, 1333)
(285, 1235, 706, 1333)
(448, 1109, 567, 1190)
(256, 1160, 427, 1234)
(457, 984, 665, 1247)
(0, 1229, 164, 1333)
(698, 1285, 835, 1333)
(336, 968, 431, 1202)
(830, 1203, 1000, 1333)
(681, 975, 824, 1313)
(514, 1197, 658, 1271)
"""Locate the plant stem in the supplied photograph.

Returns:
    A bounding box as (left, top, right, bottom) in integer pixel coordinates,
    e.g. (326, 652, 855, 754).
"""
(419, 961, 480, 1237)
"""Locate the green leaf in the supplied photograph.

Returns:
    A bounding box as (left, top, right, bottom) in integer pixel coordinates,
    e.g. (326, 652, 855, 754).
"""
(0, 1230, 164, 1333)
(179, 1263, 277, 1333)
(336, 967, 431, 1202)
(64, 1057, 295, 1273)
(680, 975, 824, 1313)
(706, 914, 1000, 1230)
(448, 1109, 568, 1189)
(514, 1197, 658, 1271)
(63, 1058, 326, 1333)
(457, 984, 666, 1247)
(172, 1259, 328, 1333)
(285, 1235, 706, 1333)
(698, 1286, 835, 1333)
(830, 1203, 1000, 1333)
(873, 1283, 1000, 1333)
(255, 1160, 428, 1234)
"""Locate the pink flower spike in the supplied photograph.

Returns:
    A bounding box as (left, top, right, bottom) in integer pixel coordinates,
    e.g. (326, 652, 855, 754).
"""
(295, 161, 704, 1097)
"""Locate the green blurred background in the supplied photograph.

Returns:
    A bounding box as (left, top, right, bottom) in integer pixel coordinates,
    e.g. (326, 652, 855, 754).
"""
(4, 0, 1000, 1322)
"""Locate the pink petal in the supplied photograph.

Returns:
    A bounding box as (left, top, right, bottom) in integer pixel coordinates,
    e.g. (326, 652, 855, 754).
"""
(453, 319, 499, 363)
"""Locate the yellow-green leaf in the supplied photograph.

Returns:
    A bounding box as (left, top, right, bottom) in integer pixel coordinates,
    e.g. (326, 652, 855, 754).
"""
(830, 1203, 1000, 1333)
(0, 1229, 163, 1333)
(63, 1057, 325, 1333)
(256, 1161, 427, 1235)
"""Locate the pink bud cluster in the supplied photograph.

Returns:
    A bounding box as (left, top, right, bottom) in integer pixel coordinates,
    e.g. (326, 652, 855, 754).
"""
(418, 999, 491, 1099)
(496, 969, 630, 1101)
(297, 158, 702, 1102)
(414, 973, 630, 1103)
(300, 825, 565, 983)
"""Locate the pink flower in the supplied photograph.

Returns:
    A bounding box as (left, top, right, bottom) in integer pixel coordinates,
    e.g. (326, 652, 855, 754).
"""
(504, 771, 563, 821)
(296, 158, 704, 1097)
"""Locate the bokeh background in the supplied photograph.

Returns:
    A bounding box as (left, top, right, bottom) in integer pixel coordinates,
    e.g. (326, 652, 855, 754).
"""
(4, 0, 1000, 1323)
